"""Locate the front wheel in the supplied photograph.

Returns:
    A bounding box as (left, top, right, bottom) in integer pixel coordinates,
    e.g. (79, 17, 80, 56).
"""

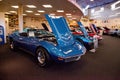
(36, 47, 51, 67)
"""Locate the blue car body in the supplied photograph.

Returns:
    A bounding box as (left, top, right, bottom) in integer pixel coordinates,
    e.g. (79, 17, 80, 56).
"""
(9, 14, 86, 64)
(72, 22, 94, 50)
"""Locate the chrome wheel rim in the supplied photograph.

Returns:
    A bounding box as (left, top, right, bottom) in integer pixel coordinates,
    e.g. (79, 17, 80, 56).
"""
(10, 42, 14, 49)
(37, 51, 45, 64)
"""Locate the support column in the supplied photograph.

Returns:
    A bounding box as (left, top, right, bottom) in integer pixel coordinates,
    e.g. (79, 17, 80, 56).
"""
(0, 12, 6, 43)
(88, 9, 91, 19)
(18, 4, 23, 32)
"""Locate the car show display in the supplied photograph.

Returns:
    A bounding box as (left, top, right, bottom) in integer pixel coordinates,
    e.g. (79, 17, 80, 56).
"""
(9, 14, 86, 67)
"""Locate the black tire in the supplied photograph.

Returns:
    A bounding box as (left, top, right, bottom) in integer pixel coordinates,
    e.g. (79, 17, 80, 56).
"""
(76, 38, 84, 46)
(36, 47, 51, 67)
(10, 40, 17, 51)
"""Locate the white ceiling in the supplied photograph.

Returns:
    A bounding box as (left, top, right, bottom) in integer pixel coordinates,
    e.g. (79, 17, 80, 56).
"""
(0, 0, 83, 20)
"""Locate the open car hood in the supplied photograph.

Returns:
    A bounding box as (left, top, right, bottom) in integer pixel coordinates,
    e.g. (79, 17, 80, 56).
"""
(45, 14, 74, 47)
(90, 24, 98, 34)
(77, 22, 89, 38)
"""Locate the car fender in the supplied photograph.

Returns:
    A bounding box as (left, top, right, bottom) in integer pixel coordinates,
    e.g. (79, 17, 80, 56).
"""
(36, 41, 62, 58)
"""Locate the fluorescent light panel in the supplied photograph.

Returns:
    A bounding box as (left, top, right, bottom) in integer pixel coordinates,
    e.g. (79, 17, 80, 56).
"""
(26, 10, 33, 13)
(85, 5, 90, 10)
(11, 5, 19, 8)
(90, 0, 94, 1)
(38, 10, 45, 13)
(26, 5, 36, 8)
(91, 9, 95, 13)
(57, 10, 64, 12)
(5, 12, 11, 14)
(111, 0, 120, 11)
(82, 9, 85, 12)
(42, 4, 52, 8)
(9, 11, 17, 13)
(50, 13, 55, 16)
(66, 13, 72, 16)
(35, 13, 40, 15)
(22, 14, 27, 16)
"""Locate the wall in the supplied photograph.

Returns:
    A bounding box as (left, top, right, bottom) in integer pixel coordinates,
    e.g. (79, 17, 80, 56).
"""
(93, 18, 120, 29)
(24, 16, 52, 32)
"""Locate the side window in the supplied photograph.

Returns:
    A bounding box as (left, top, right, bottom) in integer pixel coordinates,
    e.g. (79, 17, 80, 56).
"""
(19, 32, 28, 37)
(28, 31, 35, 37)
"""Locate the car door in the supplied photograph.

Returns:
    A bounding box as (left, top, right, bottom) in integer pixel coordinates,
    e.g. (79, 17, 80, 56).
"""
(18, 32, 30, 50)
(25, 31, 39, 53)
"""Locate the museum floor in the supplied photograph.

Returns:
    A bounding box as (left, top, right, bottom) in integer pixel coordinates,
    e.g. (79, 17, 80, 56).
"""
(0, 35, 120, 80)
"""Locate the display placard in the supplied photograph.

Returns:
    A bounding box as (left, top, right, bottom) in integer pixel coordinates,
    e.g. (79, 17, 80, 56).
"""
(0, 26, 5, 45)
(0, 30, 3, 35)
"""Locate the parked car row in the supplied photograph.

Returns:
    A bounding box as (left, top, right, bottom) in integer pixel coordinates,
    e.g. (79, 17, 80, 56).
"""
(96, 26, 120, 37)
(108, 29, 120, 37)
(8, 14, 102, 67)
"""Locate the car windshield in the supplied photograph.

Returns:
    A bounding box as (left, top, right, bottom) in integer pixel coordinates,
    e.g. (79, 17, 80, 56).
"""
(36, 29, 54, 36)
(103, 27, 110, 30)
(27, 29, 54, 37)
(85, 27, 93, 33)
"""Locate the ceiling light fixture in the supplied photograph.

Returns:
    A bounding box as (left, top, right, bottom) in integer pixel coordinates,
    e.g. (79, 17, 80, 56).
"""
(26, 5, 36, 8)
(42, 4, 52, 8)
(50, 13, 55, 16)
(85, 5, 90, 10)
(57, 10, 64, 12)
(22, 14, 27, 16)
(111, 0, 120, 11)
(5, 12, 11, 14)
(9, 11, 17, 13)
(11, 6, 19, 8)
(66, 13, 72, 16)
(91, 9, 95, 13)
(35, 13, 40, 15)
(26, 10, 33, 13)
(38, 10, 45, 13)
(90, 0, 94, 1)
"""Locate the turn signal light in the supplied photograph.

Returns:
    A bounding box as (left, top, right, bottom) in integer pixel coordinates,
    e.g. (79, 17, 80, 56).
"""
(58, 57, 64, 61)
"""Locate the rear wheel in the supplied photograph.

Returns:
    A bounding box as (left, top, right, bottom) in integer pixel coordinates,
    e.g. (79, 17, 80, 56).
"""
(36, 47, 51, 67)
(10, 40, 17, 51)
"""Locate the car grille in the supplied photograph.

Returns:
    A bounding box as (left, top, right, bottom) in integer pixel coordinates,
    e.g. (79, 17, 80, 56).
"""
(65, 56, 80, 62)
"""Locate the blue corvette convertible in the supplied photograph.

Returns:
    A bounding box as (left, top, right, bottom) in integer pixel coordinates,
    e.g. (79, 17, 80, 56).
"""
(9, 14, 86, 67)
